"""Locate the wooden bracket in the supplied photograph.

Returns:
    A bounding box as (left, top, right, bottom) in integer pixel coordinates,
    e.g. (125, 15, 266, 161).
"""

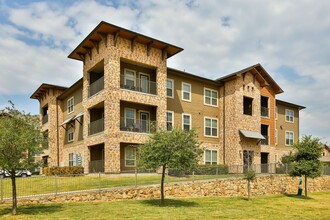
(97, 31, 108, 48)
(83, 46, 92, 60)
(114, 30, 120, 47)
(77, 52, 86, 65)
(147, 41, 153, 56)
(90, 40, 99, 54)
(162, 46, 168, 60)
(131, 35, 137, 52)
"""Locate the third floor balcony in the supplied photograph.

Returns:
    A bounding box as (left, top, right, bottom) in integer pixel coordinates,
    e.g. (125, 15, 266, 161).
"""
(120, 74, 157, 95)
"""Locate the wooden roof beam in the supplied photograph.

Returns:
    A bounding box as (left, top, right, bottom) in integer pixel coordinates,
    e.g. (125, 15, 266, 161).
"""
(97, 31, 108, 48)
(131, 35, 137, 52)
(83, 46, 92, 60)
(89, 40, 99, 54)
(113, 30, 120, 47)
(77, 52, 86, 65)
(147, 41, 153, 56)
(162, 46, 168, 60)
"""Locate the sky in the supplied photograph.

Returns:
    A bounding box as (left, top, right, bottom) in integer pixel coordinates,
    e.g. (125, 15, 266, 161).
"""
(0, 0, 329, 143)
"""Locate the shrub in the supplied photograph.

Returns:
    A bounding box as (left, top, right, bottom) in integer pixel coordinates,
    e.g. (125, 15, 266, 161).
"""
(43, 166, 84, 176)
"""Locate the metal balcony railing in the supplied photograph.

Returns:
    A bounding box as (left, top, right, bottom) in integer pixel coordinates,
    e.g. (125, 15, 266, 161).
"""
(120, 117, 155, 133)
(261, 135, 269, 145)
(261, 107, 269, 118)
(120, 75, 157, 95)
(88, 118, 104, 135)
(42, 114, 48, 124)
(89, 76, 104, 97)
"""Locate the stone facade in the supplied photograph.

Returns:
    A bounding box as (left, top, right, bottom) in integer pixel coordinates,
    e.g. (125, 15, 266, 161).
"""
(30, 21, 305, 173)
(5, 175, 330, 205)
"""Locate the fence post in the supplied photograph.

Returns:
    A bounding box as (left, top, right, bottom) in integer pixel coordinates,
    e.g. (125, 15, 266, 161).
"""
(0, 177, 3, 201)
(166, 167, 169, 184)
(98, 172, 101, 192)
(285, 164, 288, 174)
(135, 167, 137, 188)
(216, 166, 219, 180)
(54, 175, 58, 196)
(192, 171, 195, 183)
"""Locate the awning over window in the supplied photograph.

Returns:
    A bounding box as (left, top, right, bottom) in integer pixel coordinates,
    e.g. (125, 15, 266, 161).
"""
(73, 112, 84, 120)
(239, 130, 265, 139)
(60, 116, 75, 126)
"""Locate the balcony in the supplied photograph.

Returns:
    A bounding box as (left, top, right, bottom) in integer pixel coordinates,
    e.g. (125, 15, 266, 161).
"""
(88, 118, 104, 135)
(261, 135, 269, 145)
(42, 114, 48, 124)
(89, 76, 104, 97)
(120, 117, 155, 133)
(261, 107, 269, 118)
(120, 75, 157, 95)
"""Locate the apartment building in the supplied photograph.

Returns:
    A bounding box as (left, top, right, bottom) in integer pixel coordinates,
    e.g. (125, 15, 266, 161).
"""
(31, 21, 305, 173)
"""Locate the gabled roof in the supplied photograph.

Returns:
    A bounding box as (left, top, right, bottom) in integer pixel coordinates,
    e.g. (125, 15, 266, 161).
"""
(276, 99, 306, 110)
(30, 83, 67, 100)
(68, 21, 184, 61)
(57, 78, 83, 100)
(216, 63, 284, 94)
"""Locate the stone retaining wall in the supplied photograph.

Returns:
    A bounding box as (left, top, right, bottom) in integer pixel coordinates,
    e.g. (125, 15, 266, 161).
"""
(3, 175, 330, 205)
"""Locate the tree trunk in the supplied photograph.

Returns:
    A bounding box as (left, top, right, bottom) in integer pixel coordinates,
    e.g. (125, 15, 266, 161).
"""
(160, 165, 166, 206)
(11, 173, 17, 215)
(304, 175, 308, 197)
(247, 180, 251, 201)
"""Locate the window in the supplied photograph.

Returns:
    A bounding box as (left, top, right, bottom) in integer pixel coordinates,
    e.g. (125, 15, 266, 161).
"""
(275, 129, 278, 145)
(204, 117, 218, 137)
(67, 97, 74, 114)
(285, 109, 294, 122)
(182, 82, 191, 101)
(166, 111, 174, 131)
(285, 131, 294, 146)
(124, 69, 136, 88)
(260, 96, 269, 118)
(182, 114, 191, 131)
(167, 79, 174, 98)
(69, 153, 82, 166)
(243, 97, 253, 115)
(68, 127, 74, 142)
(205, 150, 217, 165)
(125, 108, 135, 127)
(125, 146, 136, 167)
(204, 88, 218, 106)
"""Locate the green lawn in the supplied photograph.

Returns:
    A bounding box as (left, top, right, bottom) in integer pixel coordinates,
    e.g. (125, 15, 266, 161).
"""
(0, 192, 329, 219)
(0, 173, 241, 198)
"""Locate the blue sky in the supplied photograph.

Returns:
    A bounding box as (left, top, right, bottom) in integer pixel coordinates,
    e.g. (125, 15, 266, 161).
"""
(0, 0, 329, 143)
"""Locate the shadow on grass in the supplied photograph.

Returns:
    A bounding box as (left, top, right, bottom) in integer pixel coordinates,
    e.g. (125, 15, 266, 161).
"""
(283, 193, 313, 200)
(0, 204, 63, 216)
(140, 199, 199, 207)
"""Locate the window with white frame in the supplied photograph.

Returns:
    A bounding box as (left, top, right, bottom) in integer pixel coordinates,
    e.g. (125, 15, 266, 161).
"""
(167, 79, 174, 98)
(182, 114, 191, 131)
(204, 88, 218, 106)
(285, 109, 294, 122)
(68, 127, 74, 142)
(182, 82, 191, 101)
(166, 111, 174, 131)
(125, 108, 135, 127)
(69, 153, 82, 166)
(205, 150, 218, 165)
(67, 97, 74, 114)
(204, 117, 218, 137)
(124, 69, 136, 88)
(285, 131, 294, 146)
(125, 146, 136, 167)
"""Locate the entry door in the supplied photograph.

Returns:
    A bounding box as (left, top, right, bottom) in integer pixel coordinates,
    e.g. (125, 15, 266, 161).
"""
(243, 150, 254, 173)
(140, 74, 149, 93)
(261, 153, 269, 173)
(140, 112, 150, 133)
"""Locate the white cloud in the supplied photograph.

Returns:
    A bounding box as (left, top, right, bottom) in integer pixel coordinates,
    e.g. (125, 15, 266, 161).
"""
(0, 0, 329, 143)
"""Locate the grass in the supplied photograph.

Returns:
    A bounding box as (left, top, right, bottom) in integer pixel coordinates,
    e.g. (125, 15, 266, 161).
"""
(0, 192, 329, 219)
(0, 173, 241, 198)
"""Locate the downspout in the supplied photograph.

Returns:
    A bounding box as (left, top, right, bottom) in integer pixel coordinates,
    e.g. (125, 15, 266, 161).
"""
(56, 96, 60, 166)
(222, 84, 226, 164)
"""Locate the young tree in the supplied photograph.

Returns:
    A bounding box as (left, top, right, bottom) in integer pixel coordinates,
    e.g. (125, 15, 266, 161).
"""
(289, 135, 323, 197)
(139, 128, 202, 206)
(0, 102, 45, 215)
(244, 169, 256, 201)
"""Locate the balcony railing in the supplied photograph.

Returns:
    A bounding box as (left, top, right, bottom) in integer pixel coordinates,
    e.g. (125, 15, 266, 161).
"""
(120, 117, 155, 133)
(261, 135, 269, 145)
(89, 76, 104, 97)
(120, 75, 157, 95)
(88, 118, 104, 135)
(42, 114, 48, 124)
(261, 107, 269, 118)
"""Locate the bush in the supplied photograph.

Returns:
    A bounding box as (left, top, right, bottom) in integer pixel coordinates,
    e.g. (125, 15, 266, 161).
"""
(43, 166, 84, 176)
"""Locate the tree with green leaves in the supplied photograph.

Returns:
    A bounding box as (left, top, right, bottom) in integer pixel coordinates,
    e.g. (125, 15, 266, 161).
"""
(0, 102, 45, 215)
(244, 169, 256, 201)
(288, 135, 323, 197)
(138, 128, 202, 206)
